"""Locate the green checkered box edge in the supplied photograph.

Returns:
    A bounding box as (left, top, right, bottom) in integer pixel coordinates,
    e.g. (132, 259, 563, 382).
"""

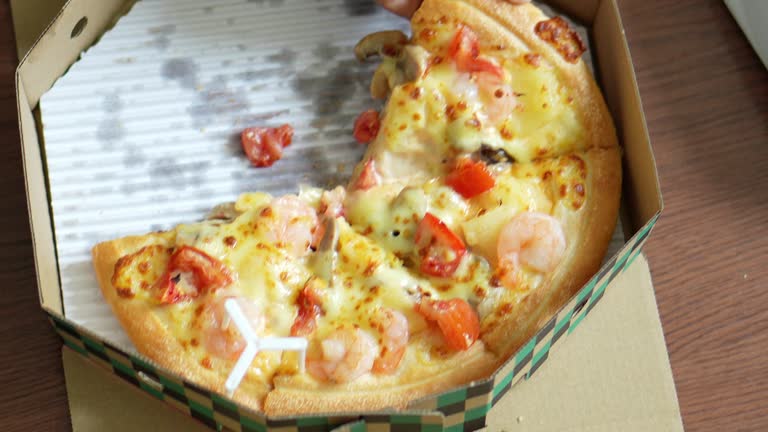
(48, 215, 657, 432)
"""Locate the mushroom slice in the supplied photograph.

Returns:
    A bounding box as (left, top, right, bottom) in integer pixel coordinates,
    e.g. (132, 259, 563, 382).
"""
(205, 202, 240, 223)
(310, 216, 340, 286)
(400, 44, 429, 81)
(354, 30, 409, 62)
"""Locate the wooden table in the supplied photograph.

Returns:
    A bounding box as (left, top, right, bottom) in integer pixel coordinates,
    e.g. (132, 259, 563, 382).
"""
(0, 0, 766, 430)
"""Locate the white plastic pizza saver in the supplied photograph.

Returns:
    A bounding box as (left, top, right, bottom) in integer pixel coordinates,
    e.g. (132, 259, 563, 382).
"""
(223, 298, 308, 395)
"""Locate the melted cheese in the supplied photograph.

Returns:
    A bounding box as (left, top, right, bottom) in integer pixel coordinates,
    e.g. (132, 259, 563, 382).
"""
(113, 20, 599, 387)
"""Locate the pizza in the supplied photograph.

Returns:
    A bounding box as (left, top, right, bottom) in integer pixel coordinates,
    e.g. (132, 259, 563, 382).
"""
(91, 0, 621, 416)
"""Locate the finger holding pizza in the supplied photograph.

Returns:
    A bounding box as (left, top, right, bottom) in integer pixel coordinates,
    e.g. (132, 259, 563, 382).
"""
(377, 0, 531, 17)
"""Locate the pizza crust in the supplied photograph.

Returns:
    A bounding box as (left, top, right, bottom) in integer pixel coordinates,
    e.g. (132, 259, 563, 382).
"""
(481, 146, 622, 360)
(92, 235, 269, 410)
(265, 342, 497, 415)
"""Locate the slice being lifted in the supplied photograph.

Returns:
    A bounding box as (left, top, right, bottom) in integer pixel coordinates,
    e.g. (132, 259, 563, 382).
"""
(92, 0, 621, 415)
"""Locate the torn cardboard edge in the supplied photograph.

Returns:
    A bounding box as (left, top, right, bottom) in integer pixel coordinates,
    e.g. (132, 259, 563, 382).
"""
(16, 0, 663, 430)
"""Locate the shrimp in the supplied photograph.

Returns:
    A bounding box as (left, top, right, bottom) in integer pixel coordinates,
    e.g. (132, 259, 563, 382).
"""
(263, 196, 319, 257)
(372, 308, 409, 374)
(476, 74, 518, 126)
(497, 212, 566, 287)
(306, 327, 378, 383)
(201, 296, 265, 360)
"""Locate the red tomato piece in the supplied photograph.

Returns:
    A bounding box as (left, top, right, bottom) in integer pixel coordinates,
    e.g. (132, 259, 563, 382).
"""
(152, 272, 187, 304)
(448, 26, 503, 80)
(152, 246, 234, 304)
(241, 124, 294, 167)
(415, 213, 467, 277)
(445, 158, 496, 198)
(417, 298, 480, 351)
(352, 159, 380, 191)
(290, 283, 323, 336)
(353, 109, 381, 144)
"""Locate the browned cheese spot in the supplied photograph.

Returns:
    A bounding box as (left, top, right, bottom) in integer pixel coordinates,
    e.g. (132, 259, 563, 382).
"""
(194, 304, 205, 317)
(419, 28, 436, 42)
(445, 104, 459, 122)
(523, 53, 542, 67)
(364, 263, 378, 277)
(201, 357, 212, 369)
(534, 17, 586, 64)
(111, 244, 171, 298)
(223, 236, 237, 247)
(137, 261, 150, 275)
(498, 302, 514, 316)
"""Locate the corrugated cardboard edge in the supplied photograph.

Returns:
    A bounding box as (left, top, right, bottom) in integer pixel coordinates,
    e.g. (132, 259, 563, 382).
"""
(16, 0, 665, 430)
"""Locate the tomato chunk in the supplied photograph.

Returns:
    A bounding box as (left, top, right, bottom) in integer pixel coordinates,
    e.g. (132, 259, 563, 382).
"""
(241, 124, 294, 167)
(152, 272, 186, 304)
(353, 109, 381, 144)
(445, 158, 495, 198)
(448, 26, 503, 80)
(415, 213, 467, 277)
(171, 246, 234, 291)
(352, 159, 380, 191)
(153, 246, 234, 304)
(417, 298, 480, 351)
(290, 280, 324, 336)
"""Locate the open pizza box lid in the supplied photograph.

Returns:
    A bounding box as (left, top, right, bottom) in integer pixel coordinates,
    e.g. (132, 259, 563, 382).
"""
(13, 0, 668, 430)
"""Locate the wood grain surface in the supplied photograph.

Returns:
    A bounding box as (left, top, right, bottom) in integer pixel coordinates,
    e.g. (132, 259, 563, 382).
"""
(0, 0, 766, 431)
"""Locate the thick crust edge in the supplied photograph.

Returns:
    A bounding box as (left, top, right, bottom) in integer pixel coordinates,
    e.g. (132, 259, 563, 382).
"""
(91, 235, 267, 410)
(481, 146, 622, 360)
(265, 344, 497, 415)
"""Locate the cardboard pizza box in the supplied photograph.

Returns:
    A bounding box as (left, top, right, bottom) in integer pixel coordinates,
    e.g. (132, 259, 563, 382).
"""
(13, 0, 664, 430)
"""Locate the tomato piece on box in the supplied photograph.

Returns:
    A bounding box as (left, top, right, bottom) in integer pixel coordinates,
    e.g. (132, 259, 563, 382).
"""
(241, 124, 294, 167)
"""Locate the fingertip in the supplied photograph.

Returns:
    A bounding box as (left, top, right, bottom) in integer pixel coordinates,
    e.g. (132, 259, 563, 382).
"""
(376, 0, 422, 18)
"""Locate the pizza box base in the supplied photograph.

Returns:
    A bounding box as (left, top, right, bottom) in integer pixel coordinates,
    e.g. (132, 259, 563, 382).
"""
(62, 254, 684, 432)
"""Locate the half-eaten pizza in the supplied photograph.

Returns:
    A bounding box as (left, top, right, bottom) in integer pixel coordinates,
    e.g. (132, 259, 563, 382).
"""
(92, 0, 621, 415)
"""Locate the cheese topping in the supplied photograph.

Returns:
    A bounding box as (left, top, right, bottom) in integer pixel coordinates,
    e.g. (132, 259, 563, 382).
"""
(111, 20, 597, 389)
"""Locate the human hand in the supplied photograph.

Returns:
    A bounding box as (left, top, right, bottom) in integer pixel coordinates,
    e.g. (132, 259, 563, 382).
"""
(376, 0, 532, 18)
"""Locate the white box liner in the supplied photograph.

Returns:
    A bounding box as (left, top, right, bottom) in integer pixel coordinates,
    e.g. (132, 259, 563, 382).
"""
(40, 0, 619, 353)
